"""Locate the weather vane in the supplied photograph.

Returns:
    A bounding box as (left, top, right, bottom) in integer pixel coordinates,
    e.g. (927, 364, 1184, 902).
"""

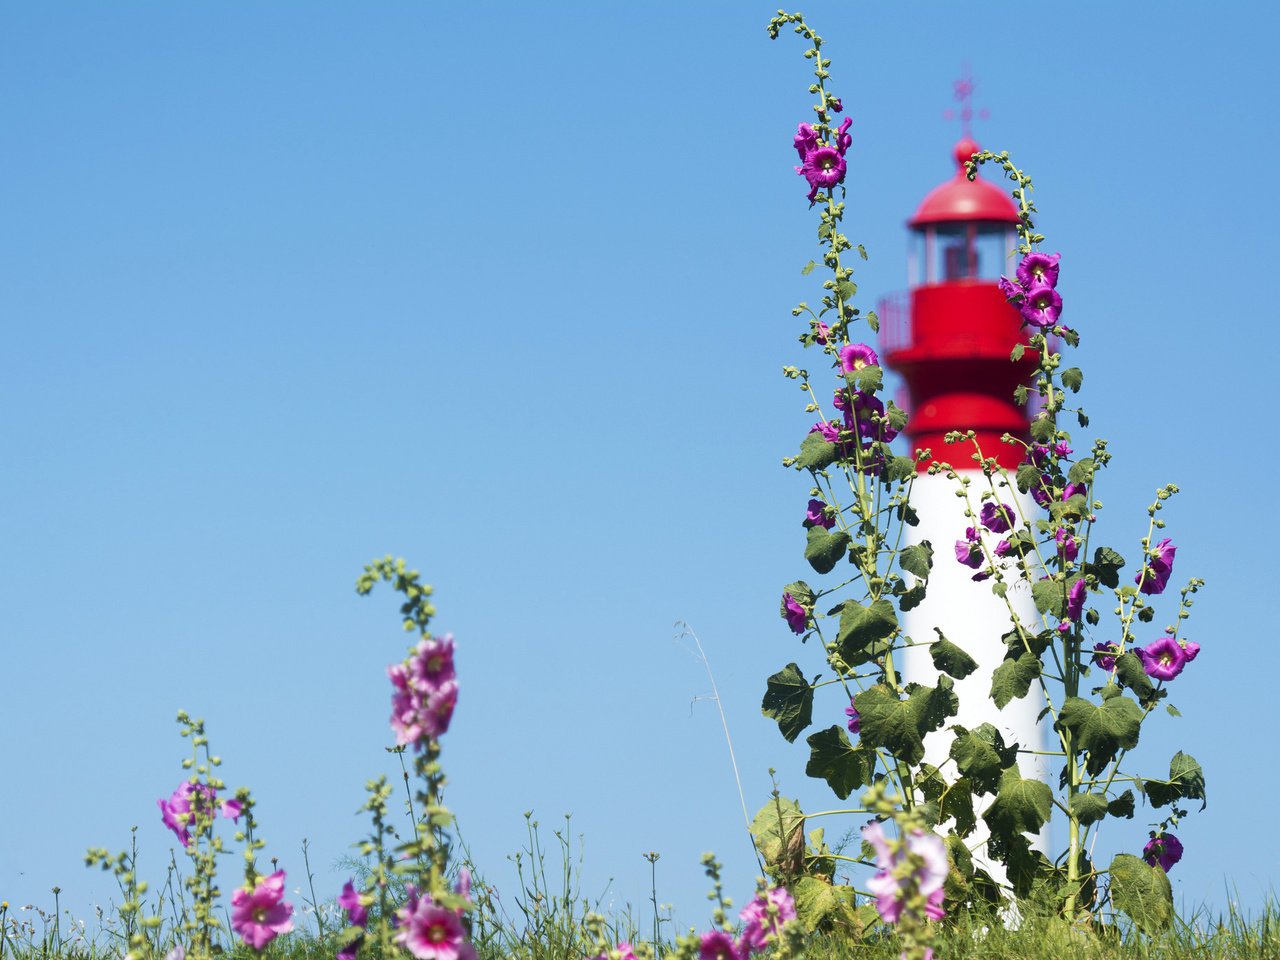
(942, 63, 990, 140)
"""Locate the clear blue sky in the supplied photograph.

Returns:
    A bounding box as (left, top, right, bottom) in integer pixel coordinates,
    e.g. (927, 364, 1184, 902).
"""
(2, 0, 1276, 936)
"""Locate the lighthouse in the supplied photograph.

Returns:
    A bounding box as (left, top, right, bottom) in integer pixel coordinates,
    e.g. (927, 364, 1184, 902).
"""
(880, 137, 1052, 869)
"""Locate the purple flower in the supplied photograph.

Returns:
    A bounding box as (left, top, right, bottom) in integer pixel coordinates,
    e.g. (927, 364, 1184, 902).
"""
(1019, 284, 1063, 328)
(1053, 440, 1074, 457)
(804, 498, 835, 530)
(843, 393, 897, 442)
(862, 823, 947, 926)
(782, 593, 808, 635)
(835, 116, 853, 155)
(1182, 640, 1201, 662)
(979, 502, 1014, 534)
(738, 888, 796, 954)
(1138, 636, 1188, 682)
(1066, 579, 1086, 622)
(1062, 482, 1085, 501)
(698, 931, 743, 960)
(813, 321, 830, 344)
(800, 146, 847, 202)
(955, 526, 982, 569)
(231, 871, 294, 950)
(339, 880, 369, 928)
(1016, 252, 1061, 290)
(157, 782, 234, 848)
(994, 538, 1012, 557)
(395, 891, 475, 960)
(997, 275, 1024, 302)
(221, 798, 244, 822)
(1143, 833, 1184, 872)
(1136, 538, 1177, 595)
(839, 342, 879, 373)
(793, 123, 818, 162)
(337, 940, 362, 960)
(1055, 527, 1079, 562)
(1092, 642, 1120, 672)
(845, 703, 860, 735)
(809, 421, 840, 444)
(828, 97, 843, 113)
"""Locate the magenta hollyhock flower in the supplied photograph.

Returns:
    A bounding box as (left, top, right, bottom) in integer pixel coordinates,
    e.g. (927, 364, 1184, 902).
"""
(835, 116, 853, 154)
(221, 798, 244, 822)
(979, 501, 1014, 534)
(828, 97, 843, 113)
(338, 880, 369, 928)
(1138, 636, 1188, 681)
(839, 342, 879, 373)
(782, 593, 808, 635)
(809, 420, 841, 444)
(994, 538, 1012, 557)
(813, 321, 830, 344)
(1182, 640, 1201, 662)
(1093, 642, 1120, 671)
(157, 782, 223, 847)
(1062, 482, 1085, 501)
(698, 930, 743, 960)
(230, 871, 294, 950)
(845, 702, 860, 735)
(1020, 284, 1063, 328)
(862, 823, 947, 926)
(409, 635, 457, 691)
(1053, 440, 1074, 457)
(1066, 578, 1086, 622)
(955, 527, 982, 569)
(738, 887, 797, 953)
(997, 275, 1025, 302)
(395, 892, 476, 960)
(1143, 833, 1184, 872)
(337, 940, 362, 960)
(805, 498, 835, 530)
(423, 681, 459, 739)
(1136, 538, 1177, 595)
(1055, 527, 1079, 562)
(793, 123, 818, 162)
(800, 146, 847, 201)
(924, 887, 945, 922)
(1016, 252, 1061, 290)
(1027, 443, 1050, 466)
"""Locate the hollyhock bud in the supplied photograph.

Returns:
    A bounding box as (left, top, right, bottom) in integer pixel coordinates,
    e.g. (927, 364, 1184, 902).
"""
(828, 96, 843, 113)
(813, 321, 830, 344)
(835, 116, 853, 155)
(1066, 578, 1086, 621)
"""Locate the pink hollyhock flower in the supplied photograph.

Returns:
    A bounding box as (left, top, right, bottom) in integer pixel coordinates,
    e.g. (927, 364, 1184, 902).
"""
(1019, 284, 1062, 328)
(1143, 833, 1183, 872)
(809, 421, 840, 444)
(813, 321, 830, 344)
(845, 702, 860, 735)
(231, 870, 294, 950)
(1139, 637, 1188, 681)
(423, 681, 459, 739)
(805, 498, 835, 530)
(997, 275, 1025, 303)
(1016, 252, 1061, 290)
(589, 945, 638, 960)
(1182, 640, 1201, 662)
(1093, 642, 1120, 672)
(221, 798, 244, 822)
(157, 782, 222, 847)
(699, 930, 743, 960)
(1053, 440, 1073, 457)
(862, 822, 947, 926)
(979, 501, 1014, 534)
(835, 116, 853, 154)
(1066, 579, 1087, 622)
(1062, 482, 1085, 501)
(827, 97, 843, 113)
(955, 527, 982, 570)
(839, 342, 879, 373)
(1055, 527, 1079, 562)
(843, 393, 896, 442)
(924, 887, 945, 921)
(338, 880, 369, 928)
(782, 593, 808, 635)
(395, 891, 475, 960)
(800, 146, 847, 202)
(738, 887, 796, 954)
(994, 538, 1012, 557)
(409, 635, 457, 691)
(1136, 538, 1177, 595)
(337, 939, 362, 960)
(793, 123, 818, 162)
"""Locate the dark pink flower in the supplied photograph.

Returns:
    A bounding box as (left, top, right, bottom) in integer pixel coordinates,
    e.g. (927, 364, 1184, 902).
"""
(1182, 640, 1201, 662)
(1062, 482, 1085, 501)
(1016, 252, 1061, 290)
(997, 275, 1025, 302)
(338, 880, 369, 928)
(337, 939, 362, 960)
(699, 931, 743, 960)
(231, 870, 294, 950)
(994, 539, 1012, 557)
(862, 823, 947, 926)
(793, 123, 818, 162)
(839, 343, 879, 373)
(395, 890, 475, 960)
(409, 635, 457, 691)
(813, 321, 830, 344)
(157, 782, 222, 848)
(805, 499, 835, 530)
(809, 421, 840, 444)
(1138, 637, 1188, 682)
(955, 527, 982, 569)
(1143, 833, 1183, 872)
(782, 593, 808, 635)
(221, 799, 244, 822)
(1092, 642, 1120, 672)
(738, 887, 796, 954)
(1019, 284, 1062, 328)
(843, 393, 898, 443)
(828, 97, 843, 113)
(979, 501, 1014, 534)
(1066, 579, 1086, 621)
(924, 887, 945, 921)
(1053, 440, 1073, 457)
(1136, 538, 1177, 595)
(845, 702, 860, 735)
(835, 116, 853, 155)
(1055, 527, 1079, 562)
(800, 146, 847, 202)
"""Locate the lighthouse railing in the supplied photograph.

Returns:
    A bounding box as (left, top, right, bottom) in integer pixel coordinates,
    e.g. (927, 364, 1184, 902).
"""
(876, 289, 912, 355)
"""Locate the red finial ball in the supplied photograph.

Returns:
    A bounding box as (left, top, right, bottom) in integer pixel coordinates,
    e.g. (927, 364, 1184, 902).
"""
(953, 137, 981, 169)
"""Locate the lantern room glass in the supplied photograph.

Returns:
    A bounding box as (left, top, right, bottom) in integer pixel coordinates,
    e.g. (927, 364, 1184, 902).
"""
(908, 223, 1017, 286)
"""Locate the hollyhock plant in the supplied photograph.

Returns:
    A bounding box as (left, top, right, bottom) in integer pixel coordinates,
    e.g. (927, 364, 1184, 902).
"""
(409, 634, 457, 690)
(738, 887, 797, 953)
(805, 498, 835, 529)
(395, 889, 476, 960)
(979, 501, 1014, 534)
(813, 320, 830, 344)
(338, 880, 369, 927)
(1066, 578, 1087, 622)
(1055, 527, 1079, 562)
(157, 782, 240, 847)
(1143, 833, 1184, 872)
(1016, 251, 1061, 290)
(994, 538, 1012, 557)
(699, 930, 743, 960)
(1137, 538, 1177, 595)
(230, 871, 294, 950)
(792, 122, 818, 162)
(782, 592, 808, 634)
(1093, 642, 1120, 672)
(845, 702, 860, 735)
(1020, 284, 1063, 328)
(590, 945, 639, 960)
(839, 342, 878, 374)
(861, 822, 947, 925)
(954, 527, 982, 569)
(799, 147, 846, 202)
(1139, 637, 1188, 681)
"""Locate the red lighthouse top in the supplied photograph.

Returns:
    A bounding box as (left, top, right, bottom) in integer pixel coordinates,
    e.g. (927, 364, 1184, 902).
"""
(909, 138, 1020, 227)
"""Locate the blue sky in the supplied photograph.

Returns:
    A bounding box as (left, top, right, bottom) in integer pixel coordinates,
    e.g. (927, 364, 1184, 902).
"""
(2, 0, 1276, 937)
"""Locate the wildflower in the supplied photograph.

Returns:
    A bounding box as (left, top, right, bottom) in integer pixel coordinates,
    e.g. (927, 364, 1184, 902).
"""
(1182, 640, 1201, 662)
(994, 538, 1012, 557)
(1016, 252, 1061, 290)
(835, 116, 853, 154)
(805, 498, 835, 530)
(813, 321, 830, 344)
(861, 822, 947, 925)
(589, 945, 638, 960)
(809, 421, 840, 444)
(157, 782, 236, 847)
(979, 501, 1014, 534)
(1066, 579, 1087, 622)
(1092, 642, 1120, 671)
(699, 931, 743, 960)
(221, 798, 244, 822)
(1143, 833, 1184, 872)
(395, 890, 475, 960)
(997, 275, 1024, 303)
(792, 123, 818, 162)
(1138, 637, 1188, 681)
(338, 880, 369, 928)
(839, 343, 879, 373)
(1053, 440, 1073, 457)
(1136, 538, 1177, 595)
(738, 887, 796, 953)
(782, 593, 808, 635)
(1055, 527, 1079, 562)
(954, 527, 982, 570)
(1062, 482, 1085, 501)
(1019, 285, 1063, 328)
(845, 702, 860, 735)
(844, 393, 898, 442)
(409, 635, 457, 691)
(827, 97, 843, 113)
(230, 871, 294, 950)
(337, 940, 361, 960)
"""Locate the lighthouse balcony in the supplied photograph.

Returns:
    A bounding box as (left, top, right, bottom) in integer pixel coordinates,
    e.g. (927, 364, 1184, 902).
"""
(876, 283, 1031, 363)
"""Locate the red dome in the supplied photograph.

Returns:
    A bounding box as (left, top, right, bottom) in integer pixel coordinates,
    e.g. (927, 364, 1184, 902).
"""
(908, 138, 1019, 228)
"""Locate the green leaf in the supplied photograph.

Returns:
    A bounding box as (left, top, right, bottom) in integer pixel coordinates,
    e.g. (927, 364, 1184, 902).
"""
(899, 541, 934, 580)
(1015, 463, 1041, 494)
(866, 310, 880, 333)
(990, 652, 1041, 709)
(836, 599, 898, 665)
(750, 797, 806, 877)
(1108, 853, 1174, 934)
(1061, 367, 1084, 392)
(1057, 694, 1143, 777)
(783, 580, 815, 606)
(1067, 792, 1110, 826)
(805, 726, 872, 800)
(1113, 652, 1156, 704)
(1087, 546, 1126, 589)
(1067, 457, 1096, 486)
(761, 663, 814, 743)
(857, 244, 868, 261)
(1145, 751, 1206, 810)
(987, 832, 1052, 900)
(836, 280, 857, 302)
(1077, 410, 1090, 428)
(949, 723, 1018, 795)
(1108, 789, 1135, 819)
(983, 766, 1053, 837)
(1048, 494, 1087, 521)
(930, 630, 979, 680)
(855, 677, 957, 765)
(792, 877, 860, 935)
(801, 260, 816, 275)
(1032, 579, 1066, 618)
(887, 456, 916, 483)
(804, 526, 852, 575)
(852, 364, 883, 393)
(797, 430, 838, 471)
(1166, 704, 1182, 718)
(1029, 416, 1054, 442)
(1010, 343, 1026, 361)
(898, 584, 926, 612)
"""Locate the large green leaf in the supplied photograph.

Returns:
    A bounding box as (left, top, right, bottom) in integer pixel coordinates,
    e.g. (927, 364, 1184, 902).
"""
(749, 798, 805, 878)
(983, 766, 1053, 838)
(761, 663, 813, 743)
(991, 651, 1041, 709)
(916, 764, 976, 838)
(949, 723, 1018, 796)
(930, 630, 979, 680)
(1057, 694, 1143, 776)
(855, 677, 956, 765)
(1032, 578, 1067, 618)
(1113, 652, 1156, 704)
(899, 541, 934, 580)
(1109, 853, 1174, 934)
(792, 877, 860, 936)
(1087, 546, 1126, 589)
(796, 431, 838, 471)
(1108, 789, 1136, 819)
(804, 526, 851, 575)
(805, 726, 872, 800)
(1145, 751, 1206, 810)
(1067, 792, 1110, 826)
(836, 599, 898, 666)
